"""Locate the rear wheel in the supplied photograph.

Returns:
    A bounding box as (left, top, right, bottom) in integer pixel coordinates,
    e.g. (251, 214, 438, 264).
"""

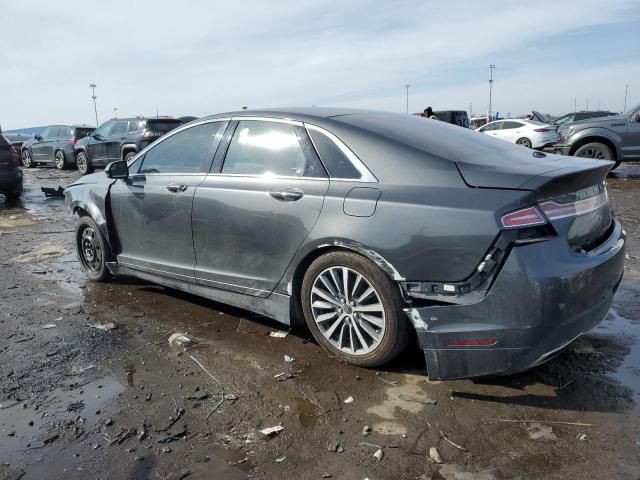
(54, 150, 67, 170)
(301, 251, 409, 367)
(21, 150, 33, 168)
(4, 188, 22, 200)
(516, 137, 532, 148)
(75, 216, 113, 282)
(574, 142, 620, 169)
(76, 151, 93, 175)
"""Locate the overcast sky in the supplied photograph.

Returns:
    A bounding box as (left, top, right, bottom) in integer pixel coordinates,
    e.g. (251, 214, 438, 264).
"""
(1, 0, 639, 129)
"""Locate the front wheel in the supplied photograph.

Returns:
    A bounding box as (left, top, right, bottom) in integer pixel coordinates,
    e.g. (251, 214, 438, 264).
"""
(75, 216, 113, 282)
(76, 151, 93, 175)
(516, 137, 532, 148)
(54, 150, 67, 170)
(22, 150, 33, 168)
(301, 251, 410, 367)
(574, 142, 620, 169)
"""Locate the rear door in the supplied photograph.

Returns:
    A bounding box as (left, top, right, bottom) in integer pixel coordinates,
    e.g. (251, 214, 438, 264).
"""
(192, 118, 329, 296)
(106, 120, 129, 161)
(109, 120, 227, 281)
(500, 121, 525, 143)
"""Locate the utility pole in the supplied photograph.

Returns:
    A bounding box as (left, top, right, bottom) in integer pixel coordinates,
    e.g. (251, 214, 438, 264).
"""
(624, 84, 629, 112)
(113, 107, 118, 119)
(404, 84, 410, 114)
(574, 98, 577, 112)
(586, 99, 589, 110)
(488, 65, 495, 120)
(89, 83, 98, 126)
(469, 102, 473, 118)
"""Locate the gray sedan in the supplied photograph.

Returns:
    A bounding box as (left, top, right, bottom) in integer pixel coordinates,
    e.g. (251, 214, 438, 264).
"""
(65, 108, 625, 379)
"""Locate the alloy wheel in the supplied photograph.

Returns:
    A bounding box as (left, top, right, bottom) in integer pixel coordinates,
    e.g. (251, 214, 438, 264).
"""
(310, 266, 386, 355)
(77, 154, 87, 174)
(517, 137, 532, 148)
(576, 145, 611, 160)
(79, 227, 103, 272)
(22, 150, 32, 167)
(54, 151, 65, 169)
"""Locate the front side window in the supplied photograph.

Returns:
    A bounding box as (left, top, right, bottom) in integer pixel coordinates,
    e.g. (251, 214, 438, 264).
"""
(308, 128, 361, 179)
(138, 121, 227, 174)
(39, 127, 52, 139)
(480, 122, 500, 131)
(58, 126, 73, 139)
(94, 121, 115, 138)
(222, 121, 323, 177)
(110, 121, 128, 136)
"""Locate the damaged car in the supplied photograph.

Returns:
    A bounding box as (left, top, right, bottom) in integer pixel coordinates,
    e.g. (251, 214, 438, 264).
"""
(64, 108, 625, 379)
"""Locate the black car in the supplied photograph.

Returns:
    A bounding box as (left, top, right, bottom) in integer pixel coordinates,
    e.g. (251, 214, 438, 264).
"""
(0, 134, 23, 200)
(551, 110, 617, 128)
(3, 133, 33, 154)
(434, 110, 470, 128)
(21, 125, 94, 170)
(74, 117, 183, 175)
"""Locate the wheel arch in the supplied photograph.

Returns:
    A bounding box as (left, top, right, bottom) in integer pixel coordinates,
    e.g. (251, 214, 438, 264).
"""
(121, 144, 138, 160)
(569, 134, 621, 162)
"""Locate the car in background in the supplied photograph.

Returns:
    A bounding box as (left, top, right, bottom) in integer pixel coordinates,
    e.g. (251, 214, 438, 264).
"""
(66, 108, 625, 380)
(435, 110, 470, 128)
(3, 133, 33, 154)
(0, 134, 23, 200)
(551, 110, 617, 128)
(476, 119, 556, 149)
(21, 125, 94, 170)
(555, 103, 640, 170)
(74, 116, 183, 175)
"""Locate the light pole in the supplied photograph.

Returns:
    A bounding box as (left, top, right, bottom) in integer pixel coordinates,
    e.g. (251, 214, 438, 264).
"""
(488, 65, 495, 120)
(89, 83, 98, 126)
(113, 107, 118, 119)
(624, 84, 629, 112)
(469, 102, 473, 118)
(574, 98, 577, 112)
(404, 84, 410, 114)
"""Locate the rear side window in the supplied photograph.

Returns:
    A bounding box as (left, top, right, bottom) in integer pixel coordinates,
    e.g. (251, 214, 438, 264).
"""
(502, 121, 523, 129)
(139, 121, 226, 174)
(308, 128, 361, 179)
(128, 120, 140, 133)
(222, 121, 325, 178)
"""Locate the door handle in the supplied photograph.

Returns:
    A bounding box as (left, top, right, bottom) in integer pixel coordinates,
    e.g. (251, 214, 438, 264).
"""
(269, 188, 304, 202)
(166, 184, 188, 193)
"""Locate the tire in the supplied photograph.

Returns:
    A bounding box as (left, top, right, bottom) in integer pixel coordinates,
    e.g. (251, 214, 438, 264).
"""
(4, 188, 22, 200)
(76, 151, 93, 175)
(301, 251, 410, 367)
(75, 216, 113, 282)
(21, 150, 33, 168)
(573, 142, 619, 169)
(124, 151, 137, 162)
(516, 137, 532, 148)
(54, 150, 67, 170)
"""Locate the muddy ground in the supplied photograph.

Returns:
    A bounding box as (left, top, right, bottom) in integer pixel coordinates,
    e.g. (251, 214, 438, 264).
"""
(1, 165, 640, 480)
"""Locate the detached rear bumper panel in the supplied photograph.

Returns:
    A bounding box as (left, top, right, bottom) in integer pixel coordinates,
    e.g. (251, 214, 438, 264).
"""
(407, 219, 625, 380)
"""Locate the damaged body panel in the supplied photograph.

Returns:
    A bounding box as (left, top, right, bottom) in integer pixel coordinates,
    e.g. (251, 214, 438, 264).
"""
(65, 108, 626, 379)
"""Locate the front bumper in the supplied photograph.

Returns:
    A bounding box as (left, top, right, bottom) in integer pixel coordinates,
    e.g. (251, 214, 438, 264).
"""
(554, 144, 572, 156)
(406, 219, 626, 379)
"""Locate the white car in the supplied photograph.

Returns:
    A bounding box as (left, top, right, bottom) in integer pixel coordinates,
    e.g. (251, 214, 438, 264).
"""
(476, 119, 556, 149)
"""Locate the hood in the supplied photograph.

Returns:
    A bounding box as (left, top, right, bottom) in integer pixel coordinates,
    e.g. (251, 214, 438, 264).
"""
(67, 171, 109, 188)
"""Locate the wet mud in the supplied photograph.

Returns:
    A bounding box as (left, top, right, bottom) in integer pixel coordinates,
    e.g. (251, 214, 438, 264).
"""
(1, 166, 640, 479)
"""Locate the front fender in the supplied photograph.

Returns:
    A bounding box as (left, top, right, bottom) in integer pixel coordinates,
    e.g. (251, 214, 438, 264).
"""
(64, 181, 113, 245)
(569, 127, 622, 159)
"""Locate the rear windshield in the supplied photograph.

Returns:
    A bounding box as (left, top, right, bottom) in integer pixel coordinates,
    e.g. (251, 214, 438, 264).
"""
(74, 128, 94, 139)
(146, 120, 182, 133)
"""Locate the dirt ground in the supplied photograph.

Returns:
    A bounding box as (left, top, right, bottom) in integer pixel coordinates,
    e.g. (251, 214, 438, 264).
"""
(1, 165, 640, 480)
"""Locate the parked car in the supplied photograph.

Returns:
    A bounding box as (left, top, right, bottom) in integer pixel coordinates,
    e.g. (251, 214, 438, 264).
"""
(65, 108, 625, 380)
(434, 110, 470, 128)
(551, 110, 617, 128)
(0, 134, 23, 199)
(555, 104, 640, 169)
(476, 119, 556, 149)
(21, 125, 94, 170)
(3, 133, 33, 154)
(74, 117, 183, 175)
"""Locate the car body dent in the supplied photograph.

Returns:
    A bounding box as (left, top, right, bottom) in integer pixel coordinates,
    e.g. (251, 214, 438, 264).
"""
(64, 173, 116, 245)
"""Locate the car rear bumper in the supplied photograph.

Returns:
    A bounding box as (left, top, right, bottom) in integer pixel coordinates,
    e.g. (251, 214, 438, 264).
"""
(0, 168, 23, 193)
(405, 218, 626, 379)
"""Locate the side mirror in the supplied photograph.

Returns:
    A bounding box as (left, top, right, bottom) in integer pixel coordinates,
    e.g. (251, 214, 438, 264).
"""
(105, 160, 129, 179)
(92, 133, 102, 140)
(635, 113, 640, 123)
(35, 134, 43, 141)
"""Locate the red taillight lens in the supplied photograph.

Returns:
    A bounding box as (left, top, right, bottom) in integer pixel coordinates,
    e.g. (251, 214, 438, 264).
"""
(70, 136, 77, 145)
(539, 192, 609, 220)
(9, 146, 19, 166)
(143, 130, 160, 138)
(501, 206, 547, 228)
(533, 128, 551, 132)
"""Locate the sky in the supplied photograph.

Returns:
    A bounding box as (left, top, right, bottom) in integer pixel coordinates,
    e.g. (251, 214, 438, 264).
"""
(1, 0, 639, 129)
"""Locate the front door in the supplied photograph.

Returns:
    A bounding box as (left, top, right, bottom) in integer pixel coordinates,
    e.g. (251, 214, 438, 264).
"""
(32, 126, 55, 163)
(105, 120, 129, 162)
(109, 121, 227, 281)
(192, 119, 329, 297)
(86, 120, 115, 163)
(621, 108, 640, 159)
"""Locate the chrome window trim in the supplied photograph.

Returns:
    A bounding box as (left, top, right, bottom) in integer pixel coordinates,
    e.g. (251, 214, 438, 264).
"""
(304, 123, 378, 183)
(205, 172, 329, 181)
(231, 116, 303, 126)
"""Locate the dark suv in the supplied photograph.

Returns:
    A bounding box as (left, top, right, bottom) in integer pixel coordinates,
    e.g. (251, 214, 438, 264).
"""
(0, 134, 23, 200)
(74, 117, 183, 174)
(21, 125, 95, 170)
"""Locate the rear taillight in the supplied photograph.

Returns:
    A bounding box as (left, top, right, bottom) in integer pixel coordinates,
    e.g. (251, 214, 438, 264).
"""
(501, 206, 547, 228)
(70, 136, 77, 145)
(143, 130, 161, 139)
(9, 146, 19, 166)
(539, 191, 609, 220)
(533, 128, 552, 132)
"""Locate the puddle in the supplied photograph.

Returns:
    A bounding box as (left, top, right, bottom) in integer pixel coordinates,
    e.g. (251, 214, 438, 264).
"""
(0, 376, 125, 476)
(596, 309, 640, 405)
